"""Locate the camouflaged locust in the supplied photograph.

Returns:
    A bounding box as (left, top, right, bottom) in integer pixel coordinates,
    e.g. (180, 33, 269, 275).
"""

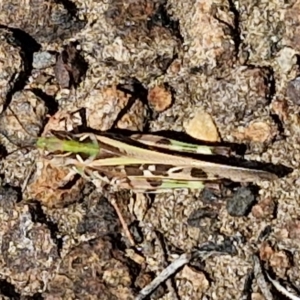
(36, 131, 277, 193)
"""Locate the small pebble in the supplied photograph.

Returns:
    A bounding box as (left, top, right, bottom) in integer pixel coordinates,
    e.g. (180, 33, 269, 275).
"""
(129, 221, 143, 243)
(287, 76, 300, 105)
(0, 185, 20, 212)
(187, 207, 218, 228)
(226, 187, 256, 217)
(33, 51, 56, 69)
(200, 188, 220, 203)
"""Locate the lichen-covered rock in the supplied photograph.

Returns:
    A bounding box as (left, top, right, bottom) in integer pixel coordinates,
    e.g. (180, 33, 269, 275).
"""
(0, 28, 26, 114)
(0, 0, 85, 44)
(0, 90, 47, 188)
(238, 1, 286, 65)
(168, 0, 236, 75)
(77, 85, 148, 131)
(284, 1, 300, 52)
(79, 0, 180, 84)
(76, 191, 121, 239)
(0, 205, 59, 295)
(0, 90, 47, 145)
(45, 237, 136, 299)
(27, 160, 85, 208)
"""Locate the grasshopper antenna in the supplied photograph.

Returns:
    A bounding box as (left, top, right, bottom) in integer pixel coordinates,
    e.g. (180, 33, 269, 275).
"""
(0, 131, 35, 154)
(7, 106, 41, 138)
(0, 106, 38, 152)
(0, 131, 36, 192)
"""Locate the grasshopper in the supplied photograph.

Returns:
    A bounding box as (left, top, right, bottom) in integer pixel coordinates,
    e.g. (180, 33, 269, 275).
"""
(8, 116, 281, 246)
(36, 130, 278, 193)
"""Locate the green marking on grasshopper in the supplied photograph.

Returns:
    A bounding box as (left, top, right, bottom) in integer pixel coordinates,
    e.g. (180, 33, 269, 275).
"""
(122, 176, 206, 193)
(36, 137, 99, 157)
(130, 134, 229, 155)
(153, 178, 205, 190)
(168, 139, 214, 154)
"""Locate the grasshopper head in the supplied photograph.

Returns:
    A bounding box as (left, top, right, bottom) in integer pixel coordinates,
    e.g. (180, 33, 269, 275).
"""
(36, 134, 99, 157)
(36, 137, 63, 153)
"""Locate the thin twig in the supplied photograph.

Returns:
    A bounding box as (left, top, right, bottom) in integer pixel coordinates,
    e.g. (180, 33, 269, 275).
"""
(266, 272, 300, 300)
(253, 255, 273, 300)
(154, 231, 180, 300)
(135, 253, 191, 300)
(22, 164, 36, 192)
(8, 106, 34, 139)
(110, 196, 136, 246)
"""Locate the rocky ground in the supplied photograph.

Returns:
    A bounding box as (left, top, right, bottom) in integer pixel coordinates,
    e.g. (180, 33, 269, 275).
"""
(0, 0, 300, 299)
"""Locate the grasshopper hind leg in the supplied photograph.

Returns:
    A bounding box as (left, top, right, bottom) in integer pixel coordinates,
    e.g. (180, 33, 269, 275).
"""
(73, 166, 136, 246)
(108, 194, 136, 246)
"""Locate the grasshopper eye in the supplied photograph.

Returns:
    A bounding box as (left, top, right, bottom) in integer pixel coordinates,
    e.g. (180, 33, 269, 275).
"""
(36, 137, 64, 153)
